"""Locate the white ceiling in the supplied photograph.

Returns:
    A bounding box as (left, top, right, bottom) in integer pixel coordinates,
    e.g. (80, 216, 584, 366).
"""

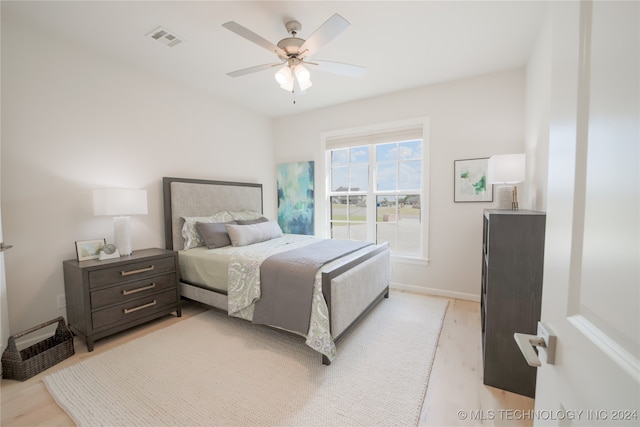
(4, 1, 548, 118)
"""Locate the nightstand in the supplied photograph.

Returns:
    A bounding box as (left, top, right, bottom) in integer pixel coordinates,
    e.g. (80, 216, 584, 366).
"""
(63, 248, 181, 351)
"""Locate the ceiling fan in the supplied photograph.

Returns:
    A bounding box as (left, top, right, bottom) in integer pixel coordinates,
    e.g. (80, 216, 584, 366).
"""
(222, 14, 365, 93)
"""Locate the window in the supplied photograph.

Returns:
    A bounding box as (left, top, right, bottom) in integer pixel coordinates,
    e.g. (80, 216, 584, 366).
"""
(325, 121, 427, 259)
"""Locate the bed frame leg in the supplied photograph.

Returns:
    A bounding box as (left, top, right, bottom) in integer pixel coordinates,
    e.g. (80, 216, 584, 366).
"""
(322, 355, 331, 366)
(384, 288, 390, 298)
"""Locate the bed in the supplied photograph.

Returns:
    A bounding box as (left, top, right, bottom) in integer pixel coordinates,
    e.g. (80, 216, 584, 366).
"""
(162, 177, 391, 364)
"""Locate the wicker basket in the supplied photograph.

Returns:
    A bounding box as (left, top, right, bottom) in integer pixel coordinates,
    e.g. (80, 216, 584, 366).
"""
(2, 316, 75, 381)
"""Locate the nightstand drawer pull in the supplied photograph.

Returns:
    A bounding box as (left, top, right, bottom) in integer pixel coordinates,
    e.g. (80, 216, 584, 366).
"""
(123, 300, 157, 314)
(122, 283, 156, 296)
(120, 265, 155, 276)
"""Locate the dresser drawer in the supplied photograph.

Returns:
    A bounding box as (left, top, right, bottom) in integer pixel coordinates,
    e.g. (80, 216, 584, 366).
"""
(92, 289, 178, 330)
(88, 256, 176, 288)
(90, 273, 176, 309)
(64, 248, 181, 352)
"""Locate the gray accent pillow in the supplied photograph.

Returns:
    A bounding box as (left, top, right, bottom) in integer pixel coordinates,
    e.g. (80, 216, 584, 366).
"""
(225, 221, 284, 247)
(236, 217, 269, 225)
(181, 211, 233, 250)
(196, 221, 237, 249)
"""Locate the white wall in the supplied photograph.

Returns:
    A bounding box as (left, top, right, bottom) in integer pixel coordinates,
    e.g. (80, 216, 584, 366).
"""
(1, 18, 275, 335)
(273, 69, 526, 300)
(1, 11, 533, 335)
(524, 4, 552, 212)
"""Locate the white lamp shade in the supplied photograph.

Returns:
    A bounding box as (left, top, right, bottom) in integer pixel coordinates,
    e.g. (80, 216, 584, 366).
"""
(275, 66, 295, 91)
(295, 65, 312, 91)
(93, 189, 148, 216)
(294, 65, 310, 83)
(275, 66, 292, 85)
(276, 65, 313, 92)
(487, 154, 526, 184)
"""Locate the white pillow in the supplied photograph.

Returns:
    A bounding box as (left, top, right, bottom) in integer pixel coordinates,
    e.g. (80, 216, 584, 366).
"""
(181, 211, 233, 250)
(228, 210, 263, 221)
(225, 221, 284, 247)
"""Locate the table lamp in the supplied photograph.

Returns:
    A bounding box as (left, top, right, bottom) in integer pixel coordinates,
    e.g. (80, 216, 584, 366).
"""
(487, 154, 525, 210)
(93, 189, 148, 256)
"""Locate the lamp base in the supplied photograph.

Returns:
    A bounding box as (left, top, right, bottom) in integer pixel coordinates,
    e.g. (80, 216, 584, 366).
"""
(495, 185, 518, 210)
(113, 216, 132, 256)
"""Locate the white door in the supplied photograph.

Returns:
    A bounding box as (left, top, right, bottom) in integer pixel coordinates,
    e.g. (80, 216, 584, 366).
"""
(532, 1, 639, 424)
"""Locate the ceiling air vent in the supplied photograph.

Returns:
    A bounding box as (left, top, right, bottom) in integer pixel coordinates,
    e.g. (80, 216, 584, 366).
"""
(147, 26, 184, 47)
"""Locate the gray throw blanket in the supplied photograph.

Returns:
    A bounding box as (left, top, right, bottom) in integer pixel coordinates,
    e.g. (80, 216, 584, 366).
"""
(253, 239, 372, 334)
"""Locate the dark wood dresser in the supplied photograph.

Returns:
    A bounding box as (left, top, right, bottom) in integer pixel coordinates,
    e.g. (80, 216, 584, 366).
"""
(481, 209, 546, 398)
(63, 248, 181, 351)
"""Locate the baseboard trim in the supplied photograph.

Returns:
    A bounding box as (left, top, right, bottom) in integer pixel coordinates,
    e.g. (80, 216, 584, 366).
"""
(390, 282, 480, 302)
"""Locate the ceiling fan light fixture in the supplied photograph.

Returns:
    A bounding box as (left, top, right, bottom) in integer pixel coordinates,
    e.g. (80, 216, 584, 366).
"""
(280, 80, 294, 92)
(224, 14, 365, 97)
(275, 66, 293, 86)
(294, 64, 311, 84)
(293, 64, 312, 91)
(297, 76, 313, 91)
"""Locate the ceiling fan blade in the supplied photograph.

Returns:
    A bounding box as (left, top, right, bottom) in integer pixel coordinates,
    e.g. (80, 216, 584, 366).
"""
(307, 60, 366, 78)
(222, 21, 288, 58)
(299, 14, 350, 58)
(227, 62, 281, 78)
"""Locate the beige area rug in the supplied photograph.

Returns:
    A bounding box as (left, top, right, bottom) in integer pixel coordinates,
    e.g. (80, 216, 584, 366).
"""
(43, 291, 448, 427)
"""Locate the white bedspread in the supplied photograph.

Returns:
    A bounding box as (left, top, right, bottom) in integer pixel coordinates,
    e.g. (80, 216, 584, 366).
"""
(181, 234, 375, 361)
(224, 235, 342, 360)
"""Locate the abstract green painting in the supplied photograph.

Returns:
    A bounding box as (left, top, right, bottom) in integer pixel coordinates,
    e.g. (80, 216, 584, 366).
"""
(454, 158, 493, 202)
(277, 161, 314, 235)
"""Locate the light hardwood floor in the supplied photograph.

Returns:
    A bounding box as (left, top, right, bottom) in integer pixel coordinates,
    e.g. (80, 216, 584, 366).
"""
(1, 295, 533, 426)
(419, 297, 534, 426)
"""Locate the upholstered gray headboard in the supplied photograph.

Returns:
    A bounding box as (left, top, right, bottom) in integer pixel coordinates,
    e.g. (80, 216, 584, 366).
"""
(163, 177, 263, 251)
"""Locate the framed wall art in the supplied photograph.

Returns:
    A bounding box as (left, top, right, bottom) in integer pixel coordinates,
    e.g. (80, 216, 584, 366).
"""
(454, 158, 493, 202)
(75, 238, 106, 261)
(277, 161, 315, 235)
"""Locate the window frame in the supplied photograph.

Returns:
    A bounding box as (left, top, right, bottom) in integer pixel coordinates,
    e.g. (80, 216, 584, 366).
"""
(320, 118, 430, 262)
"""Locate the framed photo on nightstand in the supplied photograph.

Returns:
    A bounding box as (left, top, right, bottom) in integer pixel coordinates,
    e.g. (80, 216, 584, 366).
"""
(75, 238, 105, 261)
